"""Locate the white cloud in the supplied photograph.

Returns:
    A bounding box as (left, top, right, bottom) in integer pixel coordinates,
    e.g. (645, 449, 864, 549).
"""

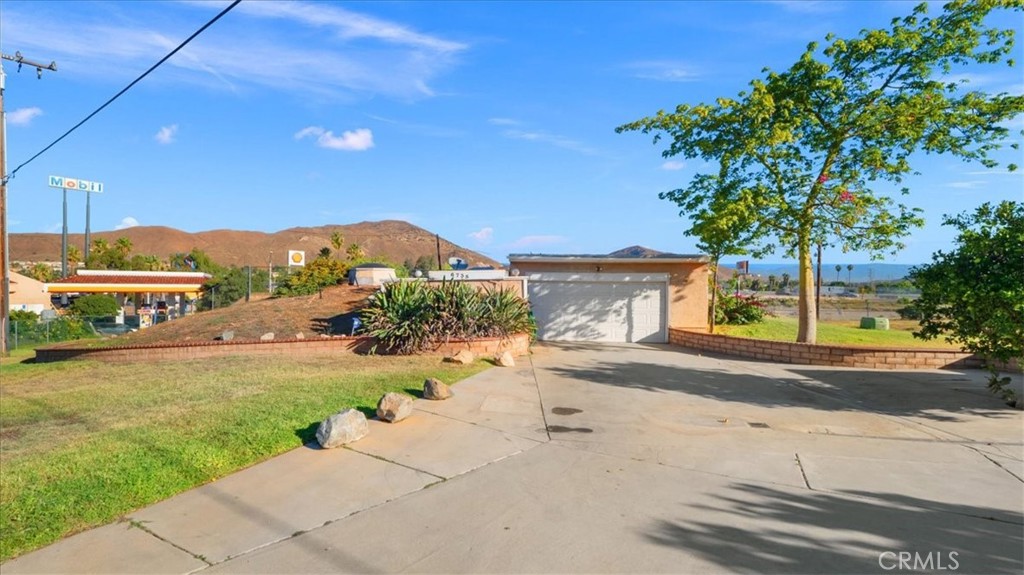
(469, 227, 494, 244)
(661, 160, 686, 171)
(625, 61, 700, 83)
(945, 181, 985, 189)
(503, 130, 598, 156)
(2, 3, 467, 101)
(115, 216, 140, 230)
(508, 235, 568, 249)
(155, 124, 178, 144)
(295, 126, 374, 151)
(8, 107, 43, 126)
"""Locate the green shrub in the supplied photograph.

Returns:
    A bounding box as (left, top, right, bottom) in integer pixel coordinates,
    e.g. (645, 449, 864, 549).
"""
(70, 294, 119, 318)
(360, 281, 531, 354)
(10, 309, 39, 323)
(714, 289, 767, 325)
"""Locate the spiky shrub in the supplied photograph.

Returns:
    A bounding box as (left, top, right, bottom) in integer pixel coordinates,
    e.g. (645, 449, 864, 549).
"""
(360, 281, 435, 354)
(430, 281, 486, 341)
(479, 288, 533, 338)
(360, 281, 532, 354)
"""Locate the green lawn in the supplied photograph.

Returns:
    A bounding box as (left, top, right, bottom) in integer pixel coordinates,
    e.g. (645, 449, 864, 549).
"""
(0, 352, 489, 562)
(716, 317, 961, 349)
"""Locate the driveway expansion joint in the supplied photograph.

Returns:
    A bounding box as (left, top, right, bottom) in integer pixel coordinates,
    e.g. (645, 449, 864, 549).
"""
(125, 517, 213, 567)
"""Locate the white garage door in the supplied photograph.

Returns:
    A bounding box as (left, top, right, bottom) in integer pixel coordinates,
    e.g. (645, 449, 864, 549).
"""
(527, 273, 668, 343)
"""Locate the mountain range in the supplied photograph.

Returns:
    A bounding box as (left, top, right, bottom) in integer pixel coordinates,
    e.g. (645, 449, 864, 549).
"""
(9, 221, 500, 269)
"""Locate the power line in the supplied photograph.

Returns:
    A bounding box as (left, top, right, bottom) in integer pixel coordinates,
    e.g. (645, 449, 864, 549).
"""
(3, 0, 242, 184)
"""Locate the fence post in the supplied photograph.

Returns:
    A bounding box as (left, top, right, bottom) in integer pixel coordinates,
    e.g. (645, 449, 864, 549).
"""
(12, 320, 17, 350)
(46, 320, 50, 344)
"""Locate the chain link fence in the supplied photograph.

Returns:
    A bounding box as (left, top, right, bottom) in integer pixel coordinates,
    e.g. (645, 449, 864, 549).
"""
(8, 316, 111, 351)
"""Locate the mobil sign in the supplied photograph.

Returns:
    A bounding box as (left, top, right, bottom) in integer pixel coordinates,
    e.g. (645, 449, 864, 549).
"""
(48, 175, 104, 193)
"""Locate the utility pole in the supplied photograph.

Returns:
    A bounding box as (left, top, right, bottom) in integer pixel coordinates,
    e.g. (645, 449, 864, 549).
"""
(0, 51, 57, 356)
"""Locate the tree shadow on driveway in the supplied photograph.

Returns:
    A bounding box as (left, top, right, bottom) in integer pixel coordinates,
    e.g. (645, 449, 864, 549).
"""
(645, 481, 1023, 574)
(539, 349, 1020, 422)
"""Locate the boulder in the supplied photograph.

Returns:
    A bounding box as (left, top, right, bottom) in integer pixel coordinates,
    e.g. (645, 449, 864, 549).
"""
(495, 351, 516, 367)
(260, 332, 275, 341)
(220, 330, 234, 341)
(446, 350, 475, 364)
(316, 409, 369, 448)
(377, 392, 414, 423)
(423, 377, 453, 400)
(295, 332, 305, 339)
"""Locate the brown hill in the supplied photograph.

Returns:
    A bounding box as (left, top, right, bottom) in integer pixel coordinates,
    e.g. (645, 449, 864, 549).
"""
(10, 220, 500, 269)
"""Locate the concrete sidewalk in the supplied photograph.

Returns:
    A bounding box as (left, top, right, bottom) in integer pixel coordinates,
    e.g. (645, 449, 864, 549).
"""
(4, 343, 1022, 574)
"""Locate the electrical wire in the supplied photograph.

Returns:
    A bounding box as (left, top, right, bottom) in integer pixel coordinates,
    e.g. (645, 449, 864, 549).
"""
(3, 0, 242, 184)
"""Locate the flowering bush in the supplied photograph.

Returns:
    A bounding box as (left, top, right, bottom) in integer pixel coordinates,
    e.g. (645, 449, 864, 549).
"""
(713, 289, 767, 325)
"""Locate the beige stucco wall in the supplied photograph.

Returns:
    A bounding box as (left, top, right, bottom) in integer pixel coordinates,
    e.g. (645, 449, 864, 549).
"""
(8, 271, 53, 312)
(511, 261, 708, 330)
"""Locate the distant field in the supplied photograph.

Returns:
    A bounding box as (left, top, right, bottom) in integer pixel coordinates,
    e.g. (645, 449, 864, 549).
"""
(716, 317, 961, 349)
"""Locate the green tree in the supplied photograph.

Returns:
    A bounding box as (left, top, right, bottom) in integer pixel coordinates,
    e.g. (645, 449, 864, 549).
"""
(275, 255, 349, 297)
(910, 201, 1024, 405)
(617, 0, 1023, 343)
(70, 294, 119, 318)
(346, 243, 365, 262)
(414, 255, 435, 273)
(330, 231, 345, 258)
(28, 262, 55, 282)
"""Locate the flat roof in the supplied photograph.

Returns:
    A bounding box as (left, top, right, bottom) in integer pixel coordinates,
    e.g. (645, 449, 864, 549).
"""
(508, 253, 708, 264)
(46, 270, 212, 294)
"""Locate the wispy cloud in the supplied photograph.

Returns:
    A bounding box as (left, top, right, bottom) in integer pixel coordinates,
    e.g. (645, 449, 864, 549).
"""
(503, 130, 598, 156)
(765, 1, 844, 14)
(295, 126, 374, 151)
(2, 2, 467, 101)
(488, 118, 520, 126)
(155, 124, 178, 144)
(945, 181, 985, 189)
(116, 216, 140, 230)
(661, 160, 686, 171)
(508, 235, 568, 249)
(469, 227, 494, 244)
(624, 60, 701, 82)
(8, 107, 43, 126)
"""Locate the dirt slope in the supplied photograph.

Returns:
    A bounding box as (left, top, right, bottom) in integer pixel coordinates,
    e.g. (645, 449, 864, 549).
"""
(108, 285, 378, 346)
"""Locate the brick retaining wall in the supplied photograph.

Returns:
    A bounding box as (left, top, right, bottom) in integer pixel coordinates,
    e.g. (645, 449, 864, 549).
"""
(668, 328, 995, 370)
(35, 333, 530, 364)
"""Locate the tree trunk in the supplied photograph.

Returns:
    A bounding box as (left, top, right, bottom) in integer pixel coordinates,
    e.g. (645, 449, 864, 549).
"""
(796, 234, 817, 343)
(709, 259, 718, 333)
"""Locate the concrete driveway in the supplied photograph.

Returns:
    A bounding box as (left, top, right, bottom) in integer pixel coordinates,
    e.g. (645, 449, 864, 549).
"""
(6, 343, 1023, 574)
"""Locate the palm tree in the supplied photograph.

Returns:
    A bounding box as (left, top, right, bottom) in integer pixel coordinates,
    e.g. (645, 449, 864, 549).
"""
(767, 274, 777, 291)
(781, 272, 790, 289)
(847, 264, 853, 285)
(67, 246, 82, 274)
(114, 237, 133, 258)
(835, 264, 842, 284)
(318, 246, 332, 259)
(330, 231, 345, 258)
(346, 243, 365, 262)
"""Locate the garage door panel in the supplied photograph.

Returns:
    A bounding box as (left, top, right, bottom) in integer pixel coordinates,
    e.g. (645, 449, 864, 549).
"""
(528, 280, 666, 343)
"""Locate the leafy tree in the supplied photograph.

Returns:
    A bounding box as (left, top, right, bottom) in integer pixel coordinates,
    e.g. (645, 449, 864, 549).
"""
(274, 255, 348, 297)
(910, 201, 1023, 405)
(69, 294, 119, 318)
(617, 0, 1023, 343)
(414, 255, 435, 272)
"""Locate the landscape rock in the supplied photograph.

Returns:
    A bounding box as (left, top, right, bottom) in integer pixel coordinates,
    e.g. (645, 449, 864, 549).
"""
(220, 330, 234, 342)
(295, 332, 305, 339)
(423, 378, 453, 400)
(377, 392, 414, 423)
(260, 332, 275, 341)
(446, 350, 475, 365)
(316, 409, 369, 448)
(495, 351, 516, 367)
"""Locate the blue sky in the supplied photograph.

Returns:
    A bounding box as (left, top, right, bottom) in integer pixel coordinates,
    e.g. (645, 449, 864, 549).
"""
(2, 0, 1021, 265)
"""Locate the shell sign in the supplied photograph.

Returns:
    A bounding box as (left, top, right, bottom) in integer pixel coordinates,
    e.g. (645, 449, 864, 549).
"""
(288, 250, 306, 267)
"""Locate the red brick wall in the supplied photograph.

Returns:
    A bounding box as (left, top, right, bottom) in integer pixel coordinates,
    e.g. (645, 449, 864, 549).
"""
(668, 328, 1000, 370)
(35, 333, 530, 364)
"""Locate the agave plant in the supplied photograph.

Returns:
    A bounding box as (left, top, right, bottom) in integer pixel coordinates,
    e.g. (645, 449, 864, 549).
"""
(360, 281, 434, 354)
(479, 288, 532, 338)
